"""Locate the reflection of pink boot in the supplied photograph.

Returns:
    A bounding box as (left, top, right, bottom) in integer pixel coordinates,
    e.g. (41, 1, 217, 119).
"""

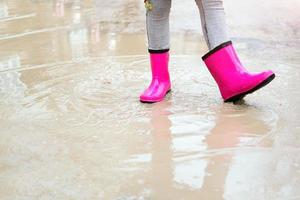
(202, 41, 275, 102)
(140, 52, 171, 103)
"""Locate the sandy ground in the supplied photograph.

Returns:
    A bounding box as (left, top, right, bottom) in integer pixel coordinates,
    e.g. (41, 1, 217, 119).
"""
(0, 0, 300, 199)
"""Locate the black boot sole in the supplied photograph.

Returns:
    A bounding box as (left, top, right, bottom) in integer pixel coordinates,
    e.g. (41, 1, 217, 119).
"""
(224, 73, 276, 103)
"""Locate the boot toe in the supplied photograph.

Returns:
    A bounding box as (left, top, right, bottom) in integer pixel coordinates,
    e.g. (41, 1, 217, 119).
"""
(140, 93, 164, 103)
(224, 70, 275, 102)
(259, 70, 274, 80)
(140, 86, 171, 103)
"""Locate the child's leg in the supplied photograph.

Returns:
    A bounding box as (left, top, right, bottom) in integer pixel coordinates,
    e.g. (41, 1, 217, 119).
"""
(146, 0, 172, 52)
(198, 0, 275, 102)
(140, 0, 172, 103)
(195, 0, 229, 50)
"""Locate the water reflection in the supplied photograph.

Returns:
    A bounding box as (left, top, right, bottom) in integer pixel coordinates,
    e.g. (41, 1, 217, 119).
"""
(150, 101, 173, 198)
(54, 0, 65, 17)
(0, 1, 8, 19)
(69, 28, 89, 59)
(0, 0, 299, 198)
(0, 55, 26, 104)
(200, 104, 272, 199)
(148, 100, 274, 198)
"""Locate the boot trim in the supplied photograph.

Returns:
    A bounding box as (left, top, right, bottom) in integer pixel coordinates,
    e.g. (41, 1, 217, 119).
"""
(202, 41, 232, 61)
(148, 49, 170, 54)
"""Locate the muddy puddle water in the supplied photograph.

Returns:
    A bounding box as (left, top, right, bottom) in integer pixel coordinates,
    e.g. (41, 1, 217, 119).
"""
(0, 0, 299, 199)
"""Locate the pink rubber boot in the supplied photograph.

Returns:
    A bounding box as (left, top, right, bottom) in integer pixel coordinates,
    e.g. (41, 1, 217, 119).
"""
(202, 41, 275, 102)
(140, 52, 171, 103)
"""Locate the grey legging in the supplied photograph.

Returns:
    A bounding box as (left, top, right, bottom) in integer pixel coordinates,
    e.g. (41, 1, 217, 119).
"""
(146, 0, 229, 51)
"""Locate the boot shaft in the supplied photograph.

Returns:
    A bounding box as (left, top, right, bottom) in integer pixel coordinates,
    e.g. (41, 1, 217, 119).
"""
(202, 41, 246, 85)
(150, 52, 170, 80)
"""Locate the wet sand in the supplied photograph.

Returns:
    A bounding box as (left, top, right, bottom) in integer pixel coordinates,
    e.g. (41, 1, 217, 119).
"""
(0, 0, 300, 199)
